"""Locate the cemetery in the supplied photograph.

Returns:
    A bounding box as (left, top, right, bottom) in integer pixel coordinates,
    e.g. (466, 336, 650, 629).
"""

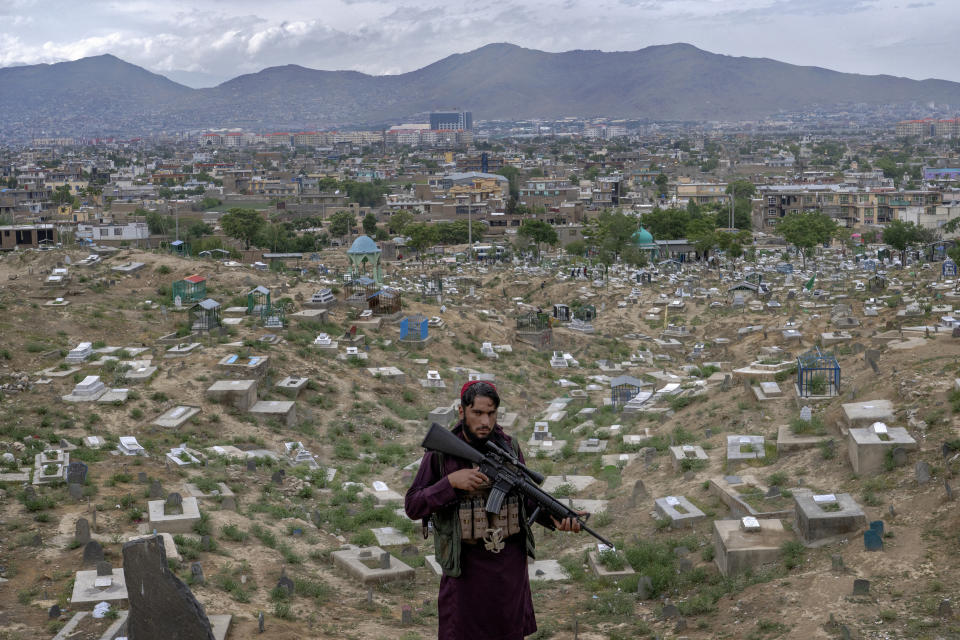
(0, 238, 958, 640)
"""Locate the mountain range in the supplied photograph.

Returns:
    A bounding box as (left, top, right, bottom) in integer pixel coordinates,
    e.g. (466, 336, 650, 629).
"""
(2, 42, 960, 139)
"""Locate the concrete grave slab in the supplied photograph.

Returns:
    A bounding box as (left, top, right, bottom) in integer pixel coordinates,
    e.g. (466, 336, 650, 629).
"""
(371, 526, 410, 546)
(727, 435, 766, 465)
(654, 496, 706, 528)
(249, 400, 297, 428)
(713, 518, 794, 577)
(147, 496, 201, 534)
(776, 425, 826, 454)
(164, 343, 202, 358)
(332, 546, 415, 585)
(842, 400, 895, 430)
(794, 490, 867, 546)
(206, 379, 258, 410)
(528, 559, 570, 581)
(541, 475, 596, 493)
(848, 423, 917, 474)
(276, 376, 309, 396)
(669, 445, 709, 471)
(70, 569, 127, 607)
(153, 405, 201, 429)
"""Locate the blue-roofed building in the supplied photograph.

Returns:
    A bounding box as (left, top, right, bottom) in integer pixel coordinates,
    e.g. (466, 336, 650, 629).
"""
(347, 235, 383, 284)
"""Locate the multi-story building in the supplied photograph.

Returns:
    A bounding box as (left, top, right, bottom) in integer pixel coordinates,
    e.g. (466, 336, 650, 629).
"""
(756, 185, 942, 229)
(518, 179, 580, 210)
(675, 182, 729, 206)
(430, 111, 473, 131)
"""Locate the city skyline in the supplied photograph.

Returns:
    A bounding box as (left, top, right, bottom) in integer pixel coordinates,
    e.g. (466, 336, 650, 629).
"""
(0, 0, 956, 88)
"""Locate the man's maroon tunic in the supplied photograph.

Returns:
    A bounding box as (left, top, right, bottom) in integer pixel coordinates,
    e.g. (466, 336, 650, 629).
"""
(405, 425, 538, 640)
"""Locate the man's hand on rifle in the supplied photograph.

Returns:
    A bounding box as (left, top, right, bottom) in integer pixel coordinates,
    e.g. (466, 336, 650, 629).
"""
(552, 511, 588, 532)
(448, 469, 489, 491)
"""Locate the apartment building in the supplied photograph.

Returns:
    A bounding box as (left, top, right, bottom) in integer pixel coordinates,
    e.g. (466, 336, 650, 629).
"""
(518, 179, 580, 210)
(675, 182, 729, 206)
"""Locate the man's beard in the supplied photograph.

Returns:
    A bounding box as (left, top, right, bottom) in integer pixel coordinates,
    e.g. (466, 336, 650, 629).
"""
(464, 425, 490, 447)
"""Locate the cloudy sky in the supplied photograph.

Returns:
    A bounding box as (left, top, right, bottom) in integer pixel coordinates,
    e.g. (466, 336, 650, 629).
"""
(0, 0, 953, 87)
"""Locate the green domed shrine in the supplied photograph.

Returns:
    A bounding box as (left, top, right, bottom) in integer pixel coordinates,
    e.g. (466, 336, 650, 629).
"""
(632, 226, 660, 260)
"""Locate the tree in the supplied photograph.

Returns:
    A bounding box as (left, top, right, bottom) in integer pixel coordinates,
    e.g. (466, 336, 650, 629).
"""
(328, 210, 356, 238)
(496, 166, 520, 199)
(654, 173, 669, 197)
(777, 211, 837, 268)
(565, 239, 586, 256)
(51, 185, 74, 206)
(405, 223, 438, 254)
(518, 220, 558, 258)
(568, 174, 580, 186)
(185, 221, 212, 240)
(882, 219, 931, 265)
(144, 210, 168, 235)
(389, 210, 414, 234)
(686, 217, 718, 265)
(221, 208, 265, 249)
(157, 186, 174, 200)
(726, 179, 756, 200)
(362, 212, 378, 236)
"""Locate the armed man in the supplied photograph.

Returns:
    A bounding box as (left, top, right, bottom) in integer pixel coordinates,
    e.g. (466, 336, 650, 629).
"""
(405, 381, 586, 640)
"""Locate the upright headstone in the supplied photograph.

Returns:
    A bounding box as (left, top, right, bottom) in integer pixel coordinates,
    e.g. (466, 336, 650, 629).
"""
(75, 518, 91, 545)
(401, 605, 413, 625)
(379, 552, 391, 569)
(122, 536, 216, 640)
(831, 554, 844, 572)
(69, 484, 84, 501)
(49, 604, 61, 619)
(637, 575, 653, 599)
(853, 579, 870, 595)
(191, 562, 204, 585)
(916, 461, 931, 485)
(66, 462, 88, 485)
(276, 573, 295, 596)
(149, 480, 164, 499)
(271, 471, 283, 485)
(799, 406, 812, 422)
(246, 460, 257, 472)
(946, 480, 954, 501)
(939, 599, 953, 619)
(138, 472, 148, 483)
(864, 529, 883, 552)
(892, 447, 907, 467)
(82, 540, 104, 566)
(96, 561, 113, 577)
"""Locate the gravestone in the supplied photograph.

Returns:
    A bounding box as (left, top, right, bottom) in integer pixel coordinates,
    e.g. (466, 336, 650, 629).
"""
(138, 472, 148, 483)
(945, 480, 954, 501)
(637, 575, 653, 599)
(221, 495, 237, 511)
(799, 406, 812, 422)
(66, 462, 88, 484)
(870, 520, 884, 536)
(379, 552, 392, 569)
(939, 599, 953, 619)
(831, 554, 844, 572)
(276, 573, 295, 596)
(247, 460, 257, 472)
(271, 471, 284, 485)
(916, 461, 931, 485)
(258, 611, 265, 633)
(661, 603, 679, 619)
(892, 447, 907, 467)
(122, 536, 216, 640)
(864, 529, 883, 551)
(191, 562, 204, 585)
(853, 579, 869, 595)
(96, 561, 113, 576)
(24, 486, 37, 501)
(201, 536, 212, 551)
(82, 540, 104, 566)
(69, 483, 84, 500)
(765, 486, 781, 498)
(401, 605, 413, 625)
(49, 604, 61, 619)
(166, 492, 183, 512)
(149, 480, 164, 499)
(75, 517, 91, 545)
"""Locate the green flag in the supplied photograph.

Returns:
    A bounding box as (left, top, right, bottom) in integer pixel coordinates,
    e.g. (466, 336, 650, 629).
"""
(804, 274, 816, 291)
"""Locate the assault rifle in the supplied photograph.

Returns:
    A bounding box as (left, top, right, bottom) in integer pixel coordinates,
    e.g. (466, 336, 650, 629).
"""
(421, 422, 614, 548)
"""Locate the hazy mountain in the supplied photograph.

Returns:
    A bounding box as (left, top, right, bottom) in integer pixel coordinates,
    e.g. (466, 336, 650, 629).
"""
(4, 43, 960, 138)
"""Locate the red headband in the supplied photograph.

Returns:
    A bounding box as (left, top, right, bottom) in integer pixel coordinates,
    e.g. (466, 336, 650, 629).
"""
(460, 379, 497, 400)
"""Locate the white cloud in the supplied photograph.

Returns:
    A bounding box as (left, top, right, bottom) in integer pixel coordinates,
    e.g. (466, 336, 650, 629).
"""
(0, 0, 958, 86)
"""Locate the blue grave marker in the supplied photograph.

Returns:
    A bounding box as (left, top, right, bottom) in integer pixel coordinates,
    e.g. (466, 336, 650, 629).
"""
(869, 520, 884, 537)
(419, 318, 428, 341)
(864, 529, 883, 551)
(399, 318, 409, 340)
